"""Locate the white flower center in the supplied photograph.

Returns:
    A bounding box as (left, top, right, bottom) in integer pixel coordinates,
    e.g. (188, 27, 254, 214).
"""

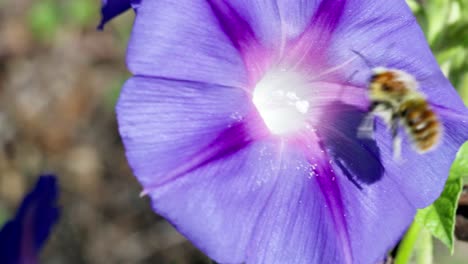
(252, 69, 311, 135)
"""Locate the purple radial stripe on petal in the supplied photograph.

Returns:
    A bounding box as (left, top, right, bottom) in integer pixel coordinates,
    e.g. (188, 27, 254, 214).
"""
(206, 0, 270, 85)
(245, 145, 351, 264)
(308, 0, 347, 36)
(116, 76, 253, 188)
(126, 0, 247, 88)
(211, 0, 320, 55)
(147, 141, 283, 263)
(275, 0, 319, 41)
(141, 121, 259, 193)
(283, 0, 346, 68)
(144, 137, 355, 264)
(137, 131, 416, 264)
(315, 103, 417, 262)
(334, 152, 416, 264)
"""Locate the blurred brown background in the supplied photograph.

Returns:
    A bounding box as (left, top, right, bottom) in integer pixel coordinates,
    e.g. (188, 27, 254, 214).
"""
(0, 0, 210, 263)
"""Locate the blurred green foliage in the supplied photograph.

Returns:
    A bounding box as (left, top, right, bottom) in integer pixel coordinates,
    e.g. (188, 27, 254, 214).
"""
(402, 1, 468, 262)
(28, 0, 61, 42)
(415, 142, 468, 252)
(106, 76, 129, 109)
(64, 0, 96, 27)
(408, 0, 468, 105)
(0, 206, 8, 230)
(27, 0, 98, 42)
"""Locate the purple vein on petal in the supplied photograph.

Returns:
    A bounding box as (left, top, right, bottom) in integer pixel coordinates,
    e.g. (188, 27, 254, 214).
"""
(206, 0, 269, 85)
(431, 102, 468, 122)
(141, 121, 254, 195)
(285, 0, 347, 68)
(303, 136, 353, 264)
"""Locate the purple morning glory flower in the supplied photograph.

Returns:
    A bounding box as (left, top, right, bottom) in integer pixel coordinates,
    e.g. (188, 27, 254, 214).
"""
(114, 0, 468, 263)
(98, 0, 141, 30)
(0, 175, 59, 264)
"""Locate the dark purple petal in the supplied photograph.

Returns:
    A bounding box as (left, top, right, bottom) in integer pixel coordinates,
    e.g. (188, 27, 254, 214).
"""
(0, 175, 60, 264)
(98, 0, 140, 30)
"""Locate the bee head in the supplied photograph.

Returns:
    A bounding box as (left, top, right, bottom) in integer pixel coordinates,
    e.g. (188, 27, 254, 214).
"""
(369, 68, 408, 101)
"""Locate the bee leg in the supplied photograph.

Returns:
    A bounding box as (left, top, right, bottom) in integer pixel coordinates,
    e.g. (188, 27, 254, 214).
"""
(357, 114, 375, 139)
(391, 115, 402, 160)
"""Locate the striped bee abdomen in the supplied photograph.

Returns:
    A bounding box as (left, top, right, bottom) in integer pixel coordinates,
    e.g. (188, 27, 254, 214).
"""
(399, 99, 441, 153)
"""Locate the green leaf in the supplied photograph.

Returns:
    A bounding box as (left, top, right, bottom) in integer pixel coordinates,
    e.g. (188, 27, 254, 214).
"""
(451, 142, 468, 179)
(414, 142, 468, 252)
(433, 21, 468, 51)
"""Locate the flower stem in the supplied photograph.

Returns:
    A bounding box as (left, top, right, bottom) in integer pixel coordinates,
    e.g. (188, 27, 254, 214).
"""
(415, 228, 433, 264)
(394, 221, 423, 264)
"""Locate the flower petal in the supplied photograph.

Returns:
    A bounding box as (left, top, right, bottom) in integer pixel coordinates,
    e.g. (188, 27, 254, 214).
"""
(117, 77, 418, 263)
(0, 175, 59, 264)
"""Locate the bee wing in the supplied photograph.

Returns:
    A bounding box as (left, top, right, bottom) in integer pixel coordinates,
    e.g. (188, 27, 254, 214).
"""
(357, 113, 375, 140)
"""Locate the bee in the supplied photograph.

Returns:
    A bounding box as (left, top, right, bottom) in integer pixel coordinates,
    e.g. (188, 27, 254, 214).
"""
(358, 67, 442, 158)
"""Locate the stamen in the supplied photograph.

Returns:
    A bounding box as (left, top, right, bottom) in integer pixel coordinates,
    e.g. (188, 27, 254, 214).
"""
(252, 69, 312, 135)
